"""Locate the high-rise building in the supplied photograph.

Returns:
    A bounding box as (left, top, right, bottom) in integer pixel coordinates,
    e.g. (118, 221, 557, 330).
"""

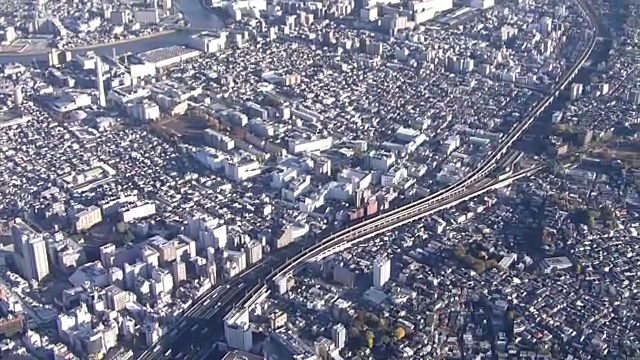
(100, 243, 116, 268)
(11, 219, 50, 282)
(13, 86, 23, 105)
(48, 49, 59, 68)
(171, 261, 187, 284)
(332, 323, 346, 350)
(245, 240, 263, 265)
(570, 83, 583, 101)
(373, 256, 390, 288)
(96, 56, 107, 107)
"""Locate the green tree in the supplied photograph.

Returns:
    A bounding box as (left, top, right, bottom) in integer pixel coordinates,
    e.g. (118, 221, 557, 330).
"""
(365, 330, 375, 349)
(485, 259, 500, 270)
(471, 260, 486, 273)
(365, 313, 380, 328)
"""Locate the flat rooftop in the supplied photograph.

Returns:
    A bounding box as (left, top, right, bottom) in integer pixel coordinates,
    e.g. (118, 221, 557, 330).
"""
(137, 45, 200, 64)
(221, 350, 264, 360)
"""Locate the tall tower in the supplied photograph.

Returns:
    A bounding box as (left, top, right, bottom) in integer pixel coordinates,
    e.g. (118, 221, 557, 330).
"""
(373, 256, 391, 288)
(14, 86, 23, 105)
(332, 323, 347, 350)
(11, 219, 50, 283)
(96, 57, 107, 107)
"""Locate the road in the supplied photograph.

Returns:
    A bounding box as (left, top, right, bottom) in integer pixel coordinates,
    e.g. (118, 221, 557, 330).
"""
(136, 0, 603, 358)
(139, 163, 543, 360)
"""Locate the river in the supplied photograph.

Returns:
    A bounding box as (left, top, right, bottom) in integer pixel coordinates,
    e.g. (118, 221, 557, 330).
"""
(0, 0, 222, 64)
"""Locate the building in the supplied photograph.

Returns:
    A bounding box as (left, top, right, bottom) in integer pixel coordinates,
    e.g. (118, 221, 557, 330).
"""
(11, 219, 50, 283)
(74, 205, 103, 232)
(148, 236, 177, 264)
(96, 57, 107, 107)
(0, 316, 26, 338)
(136, 45, 202, 70)
(205, 128, 235, 151)
(48, 49, 59, 67)
(268, 311, 287, 330)
(288, 137, 333, 154)
(570, 83, 583, 100)
(171, 261, 187, 284)
(245, 240, 263, 265)
(128, 100, 161, 121)
(222, 351, 263, 360)
(2, 26, 17, 43)
(224, 307, 253, 352)
(13, 86, 23, 105)
(120, 201, 157, 222)
(373, 256, 391, 288)
(188, 32, 227, 53)
(264, 330, 318, 360)
(105, 284, 129, 311)
(134, 9, 160, 24)
(332, 323, 346, 350)
(540, 256, 573, 273)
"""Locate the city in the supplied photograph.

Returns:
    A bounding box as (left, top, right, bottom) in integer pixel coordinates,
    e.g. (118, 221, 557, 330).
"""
(0, 0, 638, 358)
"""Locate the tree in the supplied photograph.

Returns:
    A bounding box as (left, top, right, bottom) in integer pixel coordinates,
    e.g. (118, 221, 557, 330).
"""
(365, 330, 375, 349)
(471, 259, 486, 274)
(377, 318, 388, 331)
(453, 246, 466, 257)
(506, 310, 516, 321)
(394, 327, 406, 340)
(365, 313, 380, 328)
(380, 335, 391, 345)
(485, 259, 500, 270)
(349, 327, 361, 339)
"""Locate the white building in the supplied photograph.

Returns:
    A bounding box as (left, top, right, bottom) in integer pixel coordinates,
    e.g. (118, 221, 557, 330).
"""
(288, 137, 333, 154)
(226, 0, 267, 17)
(224, 307, 253, 351)
(332, 323, 346, 350)
(224, 249, 247, 278)
(365, 150, 396, 171)
(121, 201, 157, 222)
(373, 256, 391, 288)
(224, 158, 261, 182)
(128, 100, 160, 121)
(469, 0, 494, 9)
(189, 32, 227, 53)
(11, 219, 50, 283)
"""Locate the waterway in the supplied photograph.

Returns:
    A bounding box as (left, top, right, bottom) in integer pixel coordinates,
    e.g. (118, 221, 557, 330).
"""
(0, 0, 222, 65)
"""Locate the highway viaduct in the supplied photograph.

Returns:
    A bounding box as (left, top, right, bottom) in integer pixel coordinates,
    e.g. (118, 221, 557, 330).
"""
(138, 0, 603, 356)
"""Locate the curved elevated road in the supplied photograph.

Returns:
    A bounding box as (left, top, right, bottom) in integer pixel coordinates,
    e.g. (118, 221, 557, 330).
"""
(138, 0, 602, 358)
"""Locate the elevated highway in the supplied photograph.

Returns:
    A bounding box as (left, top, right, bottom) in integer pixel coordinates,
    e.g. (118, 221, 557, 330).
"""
(144, 165, 544, 360)
(137, 0, 602, 357)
